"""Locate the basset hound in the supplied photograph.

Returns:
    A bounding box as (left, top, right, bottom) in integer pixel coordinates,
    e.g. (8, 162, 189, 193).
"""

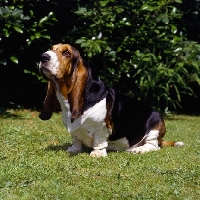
(38, 43, 184, 157)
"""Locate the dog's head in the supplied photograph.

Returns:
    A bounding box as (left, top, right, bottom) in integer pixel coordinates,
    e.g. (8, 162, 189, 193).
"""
(39, 44, 81, 80)
(39, 43, 88, 121)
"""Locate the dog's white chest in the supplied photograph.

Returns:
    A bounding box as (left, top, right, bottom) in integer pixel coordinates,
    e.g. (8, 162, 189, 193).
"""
(56, 91, 108, 147)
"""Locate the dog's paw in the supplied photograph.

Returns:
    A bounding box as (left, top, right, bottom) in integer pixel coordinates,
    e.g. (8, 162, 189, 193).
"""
(127, 146, 146, 154)
(126, 144, 160, 154)
(67, 146, 82, 153)
(90, 149, 107, 157)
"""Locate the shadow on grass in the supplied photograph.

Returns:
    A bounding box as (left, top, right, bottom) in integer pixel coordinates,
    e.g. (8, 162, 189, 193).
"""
(45, 142, 71, 151)
(45, 142, 91, 155)
(0, 107, 21, 119)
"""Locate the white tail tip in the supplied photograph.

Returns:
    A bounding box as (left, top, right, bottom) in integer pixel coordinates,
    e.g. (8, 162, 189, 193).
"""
(174, 142, 184, 147)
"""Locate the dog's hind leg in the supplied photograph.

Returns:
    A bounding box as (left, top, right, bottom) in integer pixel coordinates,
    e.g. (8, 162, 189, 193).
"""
(126, 130, 161, 154)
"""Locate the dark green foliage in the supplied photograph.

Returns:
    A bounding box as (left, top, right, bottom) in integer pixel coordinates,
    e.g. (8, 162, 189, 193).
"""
(0, 0, 199, 113)
(74, 0, 200, 111)
(0, 0, 78, 108)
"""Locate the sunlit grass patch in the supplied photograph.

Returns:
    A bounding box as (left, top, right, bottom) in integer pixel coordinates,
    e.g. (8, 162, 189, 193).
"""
(0, 109, 199, 199)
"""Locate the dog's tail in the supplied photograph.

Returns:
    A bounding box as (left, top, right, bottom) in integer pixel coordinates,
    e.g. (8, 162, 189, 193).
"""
(161, 141, 184, 148)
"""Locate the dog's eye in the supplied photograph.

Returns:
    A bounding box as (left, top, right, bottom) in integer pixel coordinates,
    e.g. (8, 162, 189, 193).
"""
(62, 50, 70, 57)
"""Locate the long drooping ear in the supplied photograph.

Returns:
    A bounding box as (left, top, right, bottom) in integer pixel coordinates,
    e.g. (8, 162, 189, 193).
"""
(71, 46, 81, 70)
(68, 58, 88, 122)
(67, 46, 82, 94)
(38, 81, 60, 120)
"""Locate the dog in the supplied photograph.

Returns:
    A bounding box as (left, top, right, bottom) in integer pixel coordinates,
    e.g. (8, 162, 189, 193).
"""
(38, 43, 184, 157)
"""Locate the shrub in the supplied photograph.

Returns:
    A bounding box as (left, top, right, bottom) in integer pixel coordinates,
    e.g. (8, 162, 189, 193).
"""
(0, 0, 199, 112)
(74, 0, 200, 111)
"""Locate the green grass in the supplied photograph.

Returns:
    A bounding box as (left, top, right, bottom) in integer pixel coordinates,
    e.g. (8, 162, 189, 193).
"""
(0, 108, 199, 200)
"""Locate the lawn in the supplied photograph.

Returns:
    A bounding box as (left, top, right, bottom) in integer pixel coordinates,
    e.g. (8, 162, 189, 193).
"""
(0, 108, 199, 200)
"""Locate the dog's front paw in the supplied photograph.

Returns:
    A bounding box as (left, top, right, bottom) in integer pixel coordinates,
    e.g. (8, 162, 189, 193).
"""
(90, 149, 107, 157)
(67, 146, 82, 153)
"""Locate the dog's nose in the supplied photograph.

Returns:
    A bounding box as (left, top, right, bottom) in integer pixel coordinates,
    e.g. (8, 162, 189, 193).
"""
(41, 53, 51, 63)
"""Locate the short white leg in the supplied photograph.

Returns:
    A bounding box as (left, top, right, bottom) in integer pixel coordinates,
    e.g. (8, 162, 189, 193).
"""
(90, 128, 109, 157)
(67, 136, 83, 153)
(126, 130, 160, 154)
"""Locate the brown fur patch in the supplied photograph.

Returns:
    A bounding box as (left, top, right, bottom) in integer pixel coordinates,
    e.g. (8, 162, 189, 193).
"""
(152, 120, 166, 147)
(68, 60, 88, 120)
(104, 90, 115, 131)
(154, 120, 177, 148)
(160, 141, 176, 147)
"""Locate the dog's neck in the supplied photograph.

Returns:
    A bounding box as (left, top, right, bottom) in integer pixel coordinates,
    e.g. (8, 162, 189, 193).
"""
(51, 78, 70, 111)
